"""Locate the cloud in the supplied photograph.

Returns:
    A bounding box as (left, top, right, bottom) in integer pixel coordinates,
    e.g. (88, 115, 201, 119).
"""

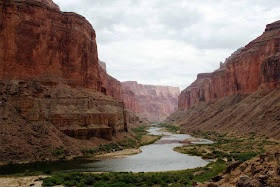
(53, 0, 280, 90)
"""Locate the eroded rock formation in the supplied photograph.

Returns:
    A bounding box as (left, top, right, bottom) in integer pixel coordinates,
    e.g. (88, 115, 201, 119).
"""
(178, 21, 280, 110)
(99, 60, 123, 101)
(197, 151, 280, 187)
(122, 81, 180, 122)
(0, 0, 130, 163)
(166, 21, 280, 140)
(0, 0, 101, 91)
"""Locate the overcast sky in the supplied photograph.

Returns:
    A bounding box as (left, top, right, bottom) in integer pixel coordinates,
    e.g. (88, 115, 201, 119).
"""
(54, 0, 280, 90)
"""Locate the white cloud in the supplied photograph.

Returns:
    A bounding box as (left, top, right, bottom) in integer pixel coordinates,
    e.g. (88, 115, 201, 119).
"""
(53, 0, 280, 90)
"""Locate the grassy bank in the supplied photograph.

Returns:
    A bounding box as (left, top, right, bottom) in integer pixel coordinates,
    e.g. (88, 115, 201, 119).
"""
(174, 130, 279, 162)
(158, 123, 184, 134)
(42, 160, 226, 187)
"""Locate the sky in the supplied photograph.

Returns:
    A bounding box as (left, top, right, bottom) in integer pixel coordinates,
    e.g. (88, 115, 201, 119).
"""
(53, 0, 280, 90)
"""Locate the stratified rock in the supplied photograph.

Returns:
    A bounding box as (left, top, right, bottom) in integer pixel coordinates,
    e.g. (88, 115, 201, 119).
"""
(0, 79, 128, 163)
(167, 21, 280, 140)
(0, 0, 101, 91)
(0, 0, 130, 164)
(122, 85, 140, 113)
(99, 60, 123, 101)
(125, 110, 150, 130)
(121, 81, 180, 122)
(178, 21, 280, 110)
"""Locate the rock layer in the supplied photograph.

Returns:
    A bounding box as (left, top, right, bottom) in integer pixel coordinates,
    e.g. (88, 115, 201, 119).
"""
(178, 21, 280, 110)
(122, 81, 180, 122)
(99, 60, 123, 101)
(0, 0, 101, 91)
(0, 79, 129, 163)
(0, 0, 130, 163)
(166, 21, 280, 140)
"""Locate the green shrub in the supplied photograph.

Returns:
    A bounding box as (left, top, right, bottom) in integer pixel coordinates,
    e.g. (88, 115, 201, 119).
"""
(42, 161, 227, 187)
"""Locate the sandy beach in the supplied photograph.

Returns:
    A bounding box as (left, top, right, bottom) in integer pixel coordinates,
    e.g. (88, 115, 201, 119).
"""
(0, 175, 49, 187)
(94, 148, 142, 158)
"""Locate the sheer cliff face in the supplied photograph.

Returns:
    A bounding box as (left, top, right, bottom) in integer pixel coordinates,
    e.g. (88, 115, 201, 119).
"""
(121, 81, 180, 122)
(178, 21, 280, 110)
(0, 0, 129, 163)
(0, 0, 101, 91)
(99, 60, 123, 101)
(166, 21, 280, 140)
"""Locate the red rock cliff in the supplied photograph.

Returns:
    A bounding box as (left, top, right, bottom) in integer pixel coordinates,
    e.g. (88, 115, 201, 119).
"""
(0, 0, 101, 91)
(179, 21, 280, 110)
(122, 81, 180, 122)
(99, 60, 123, 101)
(0, 0, 130, 164)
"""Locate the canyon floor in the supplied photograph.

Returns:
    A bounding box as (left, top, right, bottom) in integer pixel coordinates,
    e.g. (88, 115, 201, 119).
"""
(1, 126, 279, 187)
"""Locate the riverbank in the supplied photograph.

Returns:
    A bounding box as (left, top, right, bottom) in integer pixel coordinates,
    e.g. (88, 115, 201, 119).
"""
(0, 175, 48, 187)
(41, 159, 226, 187)
(173, 130, 280, 186)
(0, 159, 225, 187)
(0, 127, 224, 186)
(0, 126, 162, 176)
(174, 130, 280, 161)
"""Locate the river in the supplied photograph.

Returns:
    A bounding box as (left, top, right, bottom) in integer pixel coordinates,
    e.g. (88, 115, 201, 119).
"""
(0, 127, 213, 175)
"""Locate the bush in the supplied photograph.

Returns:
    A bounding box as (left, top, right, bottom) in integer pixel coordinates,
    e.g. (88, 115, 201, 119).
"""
(42, 161, 227, 187)
(158, 123, 180, 133)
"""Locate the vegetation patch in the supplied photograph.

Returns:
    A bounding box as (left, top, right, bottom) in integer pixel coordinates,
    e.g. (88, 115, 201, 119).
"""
(51, 146, 66, 157)
(174, 130, 279, 162)
(158, 123, 184, 133)
(42, 160, 226, 187)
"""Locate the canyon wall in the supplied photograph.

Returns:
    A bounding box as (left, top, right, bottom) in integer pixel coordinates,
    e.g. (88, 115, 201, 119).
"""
(122, 81, 180, 122)
(99, 60, 123, 101)
(0, 0, 101, 91)
(178, 21, 280, 110)
(166, 21, 280, 140)
(0, 0, 129, 163)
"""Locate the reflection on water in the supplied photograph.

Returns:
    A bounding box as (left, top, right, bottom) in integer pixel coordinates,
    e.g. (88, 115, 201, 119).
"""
(0, 127, 214, 175)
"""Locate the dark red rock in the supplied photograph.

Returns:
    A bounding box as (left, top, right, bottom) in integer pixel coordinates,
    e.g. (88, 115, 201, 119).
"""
(99, 60, 123, 101)
(0, 0, 131, 164)
(178, 21, 280, 110)
(0, 0, 101, 91)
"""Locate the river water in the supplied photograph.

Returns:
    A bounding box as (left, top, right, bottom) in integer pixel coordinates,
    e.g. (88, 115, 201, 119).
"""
(0, 127, 213, 175)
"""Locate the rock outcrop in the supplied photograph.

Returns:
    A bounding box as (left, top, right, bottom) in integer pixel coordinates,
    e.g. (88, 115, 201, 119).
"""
(178, 21, 280, 110)
(0, 0, 129, 163)
(166, 21, 280, 140)
(0, 0, 101, 91)
(0, 79, 127, 163)
(99, 60, 123, 101)
(122, 81, 180, 122)
(122, 84, 140, 113)
(197, 151, 280, 187)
